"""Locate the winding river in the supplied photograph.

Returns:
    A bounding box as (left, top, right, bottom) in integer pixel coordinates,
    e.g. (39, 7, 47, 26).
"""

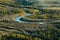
(15, 13, 45, 24)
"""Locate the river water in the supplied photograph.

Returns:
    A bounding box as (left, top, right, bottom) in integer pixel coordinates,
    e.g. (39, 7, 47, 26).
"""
(15, 13, 45, 24)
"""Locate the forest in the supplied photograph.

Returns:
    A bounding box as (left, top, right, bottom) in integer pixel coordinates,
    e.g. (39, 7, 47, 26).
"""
(0, 0, 60, 40)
